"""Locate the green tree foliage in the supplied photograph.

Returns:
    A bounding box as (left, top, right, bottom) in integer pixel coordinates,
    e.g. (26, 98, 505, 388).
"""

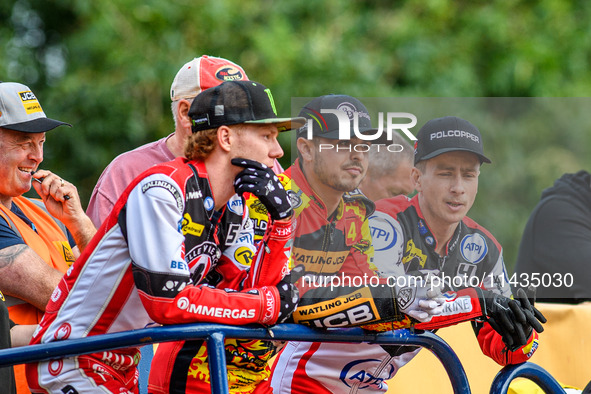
(2, 0, 591, 269)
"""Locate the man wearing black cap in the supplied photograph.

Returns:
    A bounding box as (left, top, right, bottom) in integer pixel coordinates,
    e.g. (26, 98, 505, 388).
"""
(269, 96, 451, 394)
(0, 82, 97, 393)
(27, 81, 303, 394)
(367, 116, 544, 389)
(270, 115, 546, 394)
(273, 95, 409, 326)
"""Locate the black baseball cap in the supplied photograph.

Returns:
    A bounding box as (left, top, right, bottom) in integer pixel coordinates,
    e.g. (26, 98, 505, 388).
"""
(413, 116, 491, 165)
(0, 82, 71, 133)
(297, 94, 378, 140)
(189, 80, 305, 133)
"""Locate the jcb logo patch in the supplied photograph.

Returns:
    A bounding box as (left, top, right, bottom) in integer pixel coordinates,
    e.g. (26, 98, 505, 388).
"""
(19, 90, 43, 114)
(54, 241, 75, 266)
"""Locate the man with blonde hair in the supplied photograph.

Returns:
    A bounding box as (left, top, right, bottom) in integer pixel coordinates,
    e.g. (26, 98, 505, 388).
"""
(27, 81, 304, 394)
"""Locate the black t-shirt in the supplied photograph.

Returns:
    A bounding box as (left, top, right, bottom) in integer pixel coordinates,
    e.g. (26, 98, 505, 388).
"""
(515, 170, 591, 303)
(0, 292, 16, 393)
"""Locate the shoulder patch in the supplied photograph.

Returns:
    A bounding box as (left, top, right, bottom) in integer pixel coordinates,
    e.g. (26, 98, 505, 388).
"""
(141, 179, 183, 210)
(368, 212, 400, 252)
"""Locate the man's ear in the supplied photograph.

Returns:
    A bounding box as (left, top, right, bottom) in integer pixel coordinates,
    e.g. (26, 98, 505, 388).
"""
(217, 125, 232, 153)
(411, 166, 422, 192)
(297, 137, 315, 162)
(177, 99, 193, 130)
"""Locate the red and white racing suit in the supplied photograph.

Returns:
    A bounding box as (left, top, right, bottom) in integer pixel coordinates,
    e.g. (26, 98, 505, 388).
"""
(270, 195, 539, 394)
(26, 157, 290, 394)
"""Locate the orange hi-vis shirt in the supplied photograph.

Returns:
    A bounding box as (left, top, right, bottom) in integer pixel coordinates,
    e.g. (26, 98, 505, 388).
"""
(0, 196, 73, 394)
(0, 196, 73, 325)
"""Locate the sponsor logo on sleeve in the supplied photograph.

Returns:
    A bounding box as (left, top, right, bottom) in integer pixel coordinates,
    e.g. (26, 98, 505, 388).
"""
(162, 279, 188, 292)
(439, 296, 473, 316)
(368, 214, 398, 252)
(262, 287, 276, 324)
(54, 323, 72, 340)
(234, 246, 254, 266)
(50, 287, 62, 302)
(176, 296, 255, 319)
(141, 179, 183, 210)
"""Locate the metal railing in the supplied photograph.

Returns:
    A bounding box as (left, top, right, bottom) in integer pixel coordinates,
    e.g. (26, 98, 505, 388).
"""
(0, 323, 564, 394)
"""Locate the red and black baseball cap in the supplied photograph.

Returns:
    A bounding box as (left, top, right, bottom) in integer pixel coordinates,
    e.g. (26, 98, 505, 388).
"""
(413, 116, 491, 165)
(189, 81, 305, 133)
(170, 55, 248, 101)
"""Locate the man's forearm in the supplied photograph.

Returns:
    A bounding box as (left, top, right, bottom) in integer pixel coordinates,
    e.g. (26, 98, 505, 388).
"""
(0, 245, 64, 310)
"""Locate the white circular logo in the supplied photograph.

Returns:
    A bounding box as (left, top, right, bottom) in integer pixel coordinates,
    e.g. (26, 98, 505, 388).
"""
(48, 360, 63, 376)
(177, 297, 190, 310)
(227, 196, 244, 215)
(460, 233, 488, 264)
(369, 215, 398, 252)
(204, 197, 214, 211)
(54, 323, 71, 340)
(164, 280, 175, 290)
(336, 102, 358, 120)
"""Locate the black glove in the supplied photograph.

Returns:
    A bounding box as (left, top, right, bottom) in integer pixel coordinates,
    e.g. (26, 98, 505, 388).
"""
(514, 286, 547, 330)
(232, 158, 292, 221)
(476, 288, 546, 351)
(275, 271, 301, 324)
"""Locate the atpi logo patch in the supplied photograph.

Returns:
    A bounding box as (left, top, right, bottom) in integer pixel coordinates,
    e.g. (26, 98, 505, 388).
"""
(460, 233, 487, 264)
(369, 214, 398, 252)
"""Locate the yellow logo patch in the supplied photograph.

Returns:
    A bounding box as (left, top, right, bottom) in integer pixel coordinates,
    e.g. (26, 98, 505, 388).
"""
(54, 241, 75, 266)
(19, 90, 43, 115)
(402, 239, 427, 268)
(234, 246, 254, 266)
(181, 213, 204, 236)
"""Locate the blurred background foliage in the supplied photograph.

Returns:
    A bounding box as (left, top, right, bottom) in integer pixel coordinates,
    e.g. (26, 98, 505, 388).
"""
(2, 0, 591, 270)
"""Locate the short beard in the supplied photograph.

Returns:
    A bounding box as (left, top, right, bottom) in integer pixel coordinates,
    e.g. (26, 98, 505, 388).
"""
(313, 159, 363, 192)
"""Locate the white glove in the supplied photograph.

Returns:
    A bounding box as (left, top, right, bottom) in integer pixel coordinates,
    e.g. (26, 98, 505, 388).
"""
(395, 274, 446, 322)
